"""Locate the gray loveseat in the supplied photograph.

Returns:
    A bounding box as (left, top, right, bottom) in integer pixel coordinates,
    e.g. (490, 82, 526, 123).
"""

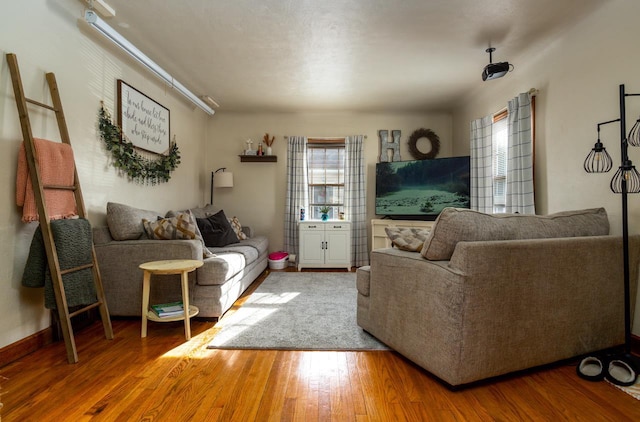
(94, 203, 268, 319)
(357, 207, 640, 387)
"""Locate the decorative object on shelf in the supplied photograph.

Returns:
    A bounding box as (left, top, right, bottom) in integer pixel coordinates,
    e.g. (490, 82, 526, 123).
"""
(320, 206, 330, 221)
(98, 104, 180, 185)
(257, 142, 264, 156)
(408, 128, 440, 160)
(210, 167, 234, 205)
(378, 129, 401, 162)
(263, 133, 275, 155)
(578, 84, 640, 387)
(245, 139, 254, 155)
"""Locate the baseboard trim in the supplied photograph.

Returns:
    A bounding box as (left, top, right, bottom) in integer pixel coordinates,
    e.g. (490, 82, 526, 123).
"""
(0, 327, 54, 368)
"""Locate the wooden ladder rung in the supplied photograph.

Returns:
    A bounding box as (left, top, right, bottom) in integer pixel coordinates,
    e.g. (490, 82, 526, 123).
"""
(60, 263, 94, 276)
(7, 52, 114, 364)
(68, 301, 102, 318)
(25, 97, 56, 111)
(43, 184, 77, 191)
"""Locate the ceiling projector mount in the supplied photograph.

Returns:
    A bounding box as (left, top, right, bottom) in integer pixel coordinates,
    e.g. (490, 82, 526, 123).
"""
(482, 47, 513, 81)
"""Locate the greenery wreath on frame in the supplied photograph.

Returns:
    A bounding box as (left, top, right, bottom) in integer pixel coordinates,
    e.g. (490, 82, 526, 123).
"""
(408, 128, 440, 160)
(98, 104, 180, 185)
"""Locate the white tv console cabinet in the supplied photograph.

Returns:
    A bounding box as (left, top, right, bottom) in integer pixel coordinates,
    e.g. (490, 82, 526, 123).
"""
(371, 218, 434, 250)
(298, 221, 352, 271)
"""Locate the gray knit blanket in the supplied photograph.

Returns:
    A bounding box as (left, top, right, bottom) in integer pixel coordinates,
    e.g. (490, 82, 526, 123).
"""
(22, 218, 97, 310)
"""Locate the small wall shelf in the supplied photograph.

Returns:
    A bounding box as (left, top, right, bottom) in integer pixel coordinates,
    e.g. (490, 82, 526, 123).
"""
(239, 155, 277, 162)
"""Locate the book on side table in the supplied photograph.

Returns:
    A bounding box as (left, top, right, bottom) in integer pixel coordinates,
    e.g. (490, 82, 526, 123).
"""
(151, 301, 184, 318)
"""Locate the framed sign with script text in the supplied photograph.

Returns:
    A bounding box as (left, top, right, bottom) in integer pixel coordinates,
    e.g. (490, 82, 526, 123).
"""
(117, 80, 170, 155)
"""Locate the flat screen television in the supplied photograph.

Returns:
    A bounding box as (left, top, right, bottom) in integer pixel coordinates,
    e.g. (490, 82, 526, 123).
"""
(375, 156, 471, 220)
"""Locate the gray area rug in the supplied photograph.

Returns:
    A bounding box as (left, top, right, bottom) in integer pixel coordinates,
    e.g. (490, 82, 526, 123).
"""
(207, 271, 388, 351)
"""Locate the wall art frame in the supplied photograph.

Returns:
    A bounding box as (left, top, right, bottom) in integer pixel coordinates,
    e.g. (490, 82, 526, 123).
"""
(117, 79, 170, 155)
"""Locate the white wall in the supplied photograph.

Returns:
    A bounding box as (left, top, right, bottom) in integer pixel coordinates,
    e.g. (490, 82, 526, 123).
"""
(0, 1, 208, 348)
(451, 0, 640, 334)
(206, 112, 452, 252)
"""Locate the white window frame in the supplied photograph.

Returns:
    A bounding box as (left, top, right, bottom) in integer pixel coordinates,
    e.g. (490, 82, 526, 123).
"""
(492, 112, 508, 213)
(306, 140, 345, 220)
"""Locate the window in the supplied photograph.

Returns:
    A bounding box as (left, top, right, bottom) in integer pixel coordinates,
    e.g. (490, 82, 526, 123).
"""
(307, 140, 345, 220)
(492, 111, 508, 213)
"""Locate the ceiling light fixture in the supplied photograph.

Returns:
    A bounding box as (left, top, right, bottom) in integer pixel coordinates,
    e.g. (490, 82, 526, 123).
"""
(84, 10, 214, 116)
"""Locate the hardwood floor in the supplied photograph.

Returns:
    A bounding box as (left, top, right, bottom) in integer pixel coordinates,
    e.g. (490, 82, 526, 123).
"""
(1, 269, 639, 421)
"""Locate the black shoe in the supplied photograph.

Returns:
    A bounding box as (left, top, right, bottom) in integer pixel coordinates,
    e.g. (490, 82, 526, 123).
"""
(605, 354, 638, 387)
(577, 355, 607, 382)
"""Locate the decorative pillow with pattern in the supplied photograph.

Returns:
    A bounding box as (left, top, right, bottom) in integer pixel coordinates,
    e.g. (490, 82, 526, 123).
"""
(164, 209, 214, 257)
(143, 211, 198, 241)
(228, 216, 248, 240)
(385, 227, 431, 252)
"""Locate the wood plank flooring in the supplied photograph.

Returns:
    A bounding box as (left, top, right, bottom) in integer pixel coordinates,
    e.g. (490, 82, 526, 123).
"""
(1, 269, 639, 421)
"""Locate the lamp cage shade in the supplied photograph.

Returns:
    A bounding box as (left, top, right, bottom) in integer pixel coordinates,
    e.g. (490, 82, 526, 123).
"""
(610, 162, 640, 193)
(214, 171, 234, 188)
(584, 141, 613, 173)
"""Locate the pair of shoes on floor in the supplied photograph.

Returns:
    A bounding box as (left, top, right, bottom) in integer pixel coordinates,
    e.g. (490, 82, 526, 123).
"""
(576, 353, 639, 386)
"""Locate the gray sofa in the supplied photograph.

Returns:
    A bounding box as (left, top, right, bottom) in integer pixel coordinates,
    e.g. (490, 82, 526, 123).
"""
(357, 207, 640, 387)
(94, 203, 268, 319)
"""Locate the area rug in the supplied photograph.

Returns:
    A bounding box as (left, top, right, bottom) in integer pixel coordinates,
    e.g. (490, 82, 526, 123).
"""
(207, 272, 388, 351)
(608, 379, 640, 401)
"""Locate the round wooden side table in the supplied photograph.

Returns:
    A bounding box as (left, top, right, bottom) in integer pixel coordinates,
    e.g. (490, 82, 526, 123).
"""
(139, 259, 204, 340)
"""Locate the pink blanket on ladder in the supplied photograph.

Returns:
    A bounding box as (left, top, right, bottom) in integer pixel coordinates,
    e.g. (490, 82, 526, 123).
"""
(16, 138, 77, 222)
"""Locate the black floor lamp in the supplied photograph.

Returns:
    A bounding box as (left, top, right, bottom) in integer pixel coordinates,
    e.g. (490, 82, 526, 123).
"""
(580, 84, 640, 386)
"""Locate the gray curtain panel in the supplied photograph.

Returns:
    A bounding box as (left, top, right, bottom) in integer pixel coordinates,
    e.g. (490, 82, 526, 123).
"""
(346, 135, 369, 267)
(284, 136, 308, 257)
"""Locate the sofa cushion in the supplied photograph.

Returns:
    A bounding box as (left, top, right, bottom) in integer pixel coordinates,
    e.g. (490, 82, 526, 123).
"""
(385, 227, 431, 252)
(196, 210, 239, 247)
(421, 207, 610, 261)
(356, 266, 371, 297)
(106, 202, 160, 240)
(196, 236, 268, 286)
(143, 211, 198, 240)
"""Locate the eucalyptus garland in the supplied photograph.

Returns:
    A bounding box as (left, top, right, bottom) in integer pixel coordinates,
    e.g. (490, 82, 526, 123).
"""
(98, 105, 180, 185)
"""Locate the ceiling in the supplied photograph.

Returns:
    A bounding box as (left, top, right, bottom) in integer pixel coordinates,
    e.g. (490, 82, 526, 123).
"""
(96, 0, 607, 113)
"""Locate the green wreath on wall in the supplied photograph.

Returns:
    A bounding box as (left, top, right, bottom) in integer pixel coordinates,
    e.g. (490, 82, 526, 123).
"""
(98, 104, 180, 185)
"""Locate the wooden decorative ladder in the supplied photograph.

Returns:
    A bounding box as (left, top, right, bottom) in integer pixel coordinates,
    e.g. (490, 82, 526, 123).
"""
(6, 53, 114, 363)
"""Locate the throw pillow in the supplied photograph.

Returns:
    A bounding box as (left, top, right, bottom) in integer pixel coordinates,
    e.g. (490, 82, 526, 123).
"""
(106, 202, 160, 240)
(164, 209, 214, 257)
(143, 211, 198, 241)
(196, 210, 239, 247)
(420, 207, 610, 261)
(385, 227, 431, 252)
(228, 216, 248, 240)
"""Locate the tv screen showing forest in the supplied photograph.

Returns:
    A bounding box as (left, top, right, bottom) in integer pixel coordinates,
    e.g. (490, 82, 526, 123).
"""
(375, 156, 470, 218)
